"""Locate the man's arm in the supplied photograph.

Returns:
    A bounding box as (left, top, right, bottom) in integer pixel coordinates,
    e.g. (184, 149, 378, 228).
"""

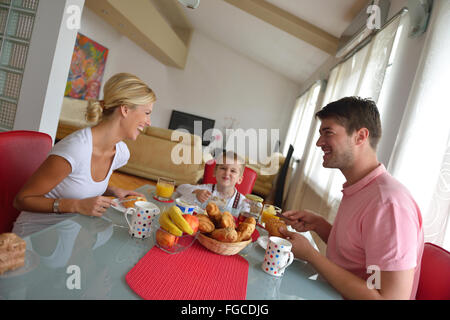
(280, 228, 415, 300)
(309, 252, 415, 300)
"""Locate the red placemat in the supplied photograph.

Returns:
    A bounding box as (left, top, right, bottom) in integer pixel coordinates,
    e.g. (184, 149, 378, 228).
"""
(126, 241, 249, 300)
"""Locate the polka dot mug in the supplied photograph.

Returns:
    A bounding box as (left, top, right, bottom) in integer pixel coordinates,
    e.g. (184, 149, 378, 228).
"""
(261, 236, 294, 277)
(124, 201, 160, 239)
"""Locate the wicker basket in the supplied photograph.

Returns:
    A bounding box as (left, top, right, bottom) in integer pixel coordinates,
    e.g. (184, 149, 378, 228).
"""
(197, 233, 251, 256)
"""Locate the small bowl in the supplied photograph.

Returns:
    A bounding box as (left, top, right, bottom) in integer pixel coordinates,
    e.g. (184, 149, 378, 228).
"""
(153, 227, 198, 254)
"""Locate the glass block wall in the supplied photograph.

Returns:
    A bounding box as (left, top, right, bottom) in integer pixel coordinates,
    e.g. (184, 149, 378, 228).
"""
(0, 0, 39, 131)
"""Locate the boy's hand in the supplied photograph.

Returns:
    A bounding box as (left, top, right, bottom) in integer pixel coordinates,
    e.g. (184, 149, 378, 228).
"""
(193, 189, 212, 203)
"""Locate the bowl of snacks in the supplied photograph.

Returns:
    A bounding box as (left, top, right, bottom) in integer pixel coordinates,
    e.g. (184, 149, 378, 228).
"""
(196, 202, 255, 256)
(154, 205, 199, 254)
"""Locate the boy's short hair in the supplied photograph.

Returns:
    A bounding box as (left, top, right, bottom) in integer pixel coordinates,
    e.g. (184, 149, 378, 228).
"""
(214, 150, 245, 176)
(315, 96, 382, 150)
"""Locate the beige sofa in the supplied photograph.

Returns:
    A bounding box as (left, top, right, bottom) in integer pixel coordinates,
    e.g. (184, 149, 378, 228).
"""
(118, 126, 210, 185)
(247, 154, 285, 198)
(56, 98, 283, 195)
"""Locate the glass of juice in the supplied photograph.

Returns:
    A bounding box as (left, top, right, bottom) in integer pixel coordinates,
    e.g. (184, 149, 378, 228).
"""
(156, 177, 175, 200)
(260, 204, 282, 226)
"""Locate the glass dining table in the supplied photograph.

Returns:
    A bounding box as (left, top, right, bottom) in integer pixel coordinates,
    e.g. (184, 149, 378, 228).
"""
(0, 185, 342, 300)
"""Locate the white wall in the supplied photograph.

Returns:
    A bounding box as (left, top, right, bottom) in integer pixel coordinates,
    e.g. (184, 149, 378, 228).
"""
(65, 7, 300, 154)
(13, 0, 84, 141)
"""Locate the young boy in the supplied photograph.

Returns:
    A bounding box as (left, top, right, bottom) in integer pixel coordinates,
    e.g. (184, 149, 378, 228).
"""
(176, 151, 249, 216)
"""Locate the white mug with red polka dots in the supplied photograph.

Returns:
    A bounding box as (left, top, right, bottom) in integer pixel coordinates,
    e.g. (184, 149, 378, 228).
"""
(261, 236, 294, 277)
(124, 201, 160, 239)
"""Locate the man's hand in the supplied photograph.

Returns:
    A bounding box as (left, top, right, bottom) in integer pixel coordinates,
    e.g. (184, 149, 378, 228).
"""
(279, 226, 318, 262)
(282, 209, 332, 244)
(282, 209, 320, 232)
(193, 189, 212, 203)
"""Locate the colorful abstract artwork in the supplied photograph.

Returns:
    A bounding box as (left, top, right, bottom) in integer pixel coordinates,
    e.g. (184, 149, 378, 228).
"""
(64, 33, 109, 100)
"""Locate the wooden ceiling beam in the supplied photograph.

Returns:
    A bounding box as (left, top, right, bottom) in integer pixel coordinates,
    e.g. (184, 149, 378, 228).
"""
(223, 0, 339, 55)
(85, 0, 189, 69)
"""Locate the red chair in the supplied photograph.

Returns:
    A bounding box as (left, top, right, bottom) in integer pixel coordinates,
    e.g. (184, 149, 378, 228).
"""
(416, 242, 450, 300)
(0, 130, 52, 233)
(203, 159, 257, 195)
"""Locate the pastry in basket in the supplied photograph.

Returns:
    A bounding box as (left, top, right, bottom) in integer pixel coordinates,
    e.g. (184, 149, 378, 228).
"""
(236, 217, 256, 241)
(0, 233, 26, 275)
(211, 228, 238, 243)
(197, 214, 215, 233)
(242, 217, 256, 225)
(236, 223, 255, 242)
(205, 202, 222, 224)
(265, 218, 287, 238)
(219, 211, 236, 229)
(122, 195, 147, 208)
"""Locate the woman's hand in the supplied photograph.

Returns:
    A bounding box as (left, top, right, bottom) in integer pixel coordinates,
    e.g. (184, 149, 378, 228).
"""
(74, 196, 114, 217)
(106, 186, 145, 200)
(115, 188, 146, 200)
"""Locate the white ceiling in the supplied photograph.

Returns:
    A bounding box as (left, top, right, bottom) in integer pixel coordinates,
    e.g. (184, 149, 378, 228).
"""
(180, 0, 365, 84)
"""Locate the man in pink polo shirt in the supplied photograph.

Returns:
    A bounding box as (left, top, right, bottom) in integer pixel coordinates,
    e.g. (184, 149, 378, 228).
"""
(280, 97, 424, 299)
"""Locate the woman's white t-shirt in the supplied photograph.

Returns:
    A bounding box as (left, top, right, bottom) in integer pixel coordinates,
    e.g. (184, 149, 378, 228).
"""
(13, 127, 130, 237)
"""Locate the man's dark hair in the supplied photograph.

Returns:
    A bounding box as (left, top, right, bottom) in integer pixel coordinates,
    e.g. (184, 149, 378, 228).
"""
(315, 96, 382, 150)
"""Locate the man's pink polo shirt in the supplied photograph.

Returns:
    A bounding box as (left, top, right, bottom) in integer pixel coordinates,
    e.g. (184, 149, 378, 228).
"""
(326, 164, 424, 299)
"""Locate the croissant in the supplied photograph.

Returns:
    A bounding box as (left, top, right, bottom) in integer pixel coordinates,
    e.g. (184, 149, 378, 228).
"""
(205, 202, 222, 225)
(220, 211, 236, 229)
(122, 196, 147, 208)
(265, 218, 286, 238)
(236, 222, 255, 241)
(211, 228, 238, 243)
(242, 217, 256, 225)
(197, 214, 215, 233)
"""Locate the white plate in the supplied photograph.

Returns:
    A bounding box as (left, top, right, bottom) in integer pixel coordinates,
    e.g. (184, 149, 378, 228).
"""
(0, 250, 40, 278)
(111, 198, 126, 213)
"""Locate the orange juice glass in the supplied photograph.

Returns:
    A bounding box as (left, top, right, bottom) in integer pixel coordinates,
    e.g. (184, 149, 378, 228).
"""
(156, 177, 175, 199)
(260, 204, 281, 225)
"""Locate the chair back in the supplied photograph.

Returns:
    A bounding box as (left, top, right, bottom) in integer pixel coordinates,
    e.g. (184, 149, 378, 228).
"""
(274, 144, 294, 209)
(0, 130, 52, 233)
(416, 242, 450, 300)
(203, 159, 257, 196)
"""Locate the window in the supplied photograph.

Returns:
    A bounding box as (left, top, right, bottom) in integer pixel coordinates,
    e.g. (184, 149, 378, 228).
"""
(286, 13, 404, 222)
(283, 81, 322, 160)
(0, 0, 39, 131)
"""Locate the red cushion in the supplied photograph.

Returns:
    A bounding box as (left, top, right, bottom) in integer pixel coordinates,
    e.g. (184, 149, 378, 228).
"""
(0, 130, 52, 233)
(203, 159, 257, 196)
(416, 242, 450, 300)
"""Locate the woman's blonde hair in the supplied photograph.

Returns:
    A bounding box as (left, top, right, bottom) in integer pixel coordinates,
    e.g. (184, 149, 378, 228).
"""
(86, 73, 156, 123)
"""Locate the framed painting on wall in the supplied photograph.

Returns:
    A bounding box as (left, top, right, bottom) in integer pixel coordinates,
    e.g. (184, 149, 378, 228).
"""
(64, 33, 109, 100)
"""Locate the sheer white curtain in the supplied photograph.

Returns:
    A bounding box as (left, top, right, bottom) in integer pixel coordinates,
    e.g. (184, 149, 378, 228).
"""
(286, 14, 403, 223)
(387, 0, 450, 250)
(283, 82, 322, 160)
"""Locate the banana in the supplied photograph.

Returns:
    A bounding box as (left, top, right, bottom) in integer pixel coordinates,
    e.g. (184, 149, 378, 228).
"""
(168, 206, 194, 235)
(159, 210, 183, 236)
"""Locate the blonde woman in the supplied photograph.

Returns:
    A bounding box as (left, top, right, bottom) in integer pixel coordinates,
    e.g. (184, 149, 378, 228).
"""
(13, 73, 156, 237)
